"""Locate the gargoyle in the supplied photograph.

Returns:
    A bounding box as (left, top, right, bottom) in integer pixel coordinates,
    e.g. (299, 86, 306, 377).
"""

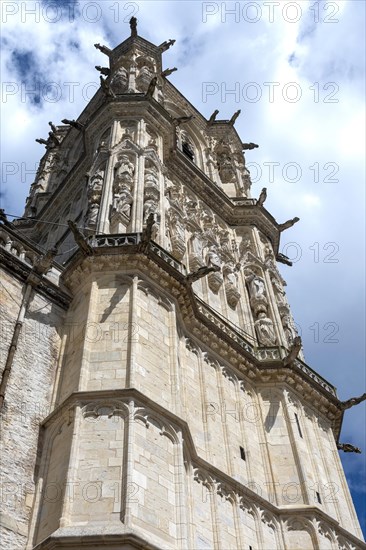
(278, 217, 300, 231)
(283, 336, 302, 367)
(229, 110, 241, 125)
(208, 109, 219, 124)
(33, 247, 58, 276)
(337, 443, 361, 454)
(161, 67, 177, 77)
(242, 142, 259, 150)
(186, 265, 220, 284)
(61, 119, 84, 131)
(339, 393, 366, 411)
(159, 39, 176, 52)
(67, 221, 93, 256)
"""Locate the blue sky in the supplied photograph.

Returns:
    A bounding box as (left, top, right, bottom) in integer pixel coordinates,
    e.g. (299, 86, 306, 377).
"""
(1, 0, 365, 536)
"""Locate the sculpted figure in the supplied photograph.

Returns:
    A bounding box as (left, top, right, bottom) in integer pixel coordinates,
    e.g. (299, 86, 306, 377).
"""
(111, 67, 128, 93)
(168, 210, 185, 241)
(114, 190, 132, 218)
(85, 202, 99, 227)
(190, 232, 205, 258)
(115, 156, 134, 186)
(255, 312, 277, 346)
(281, 313, 298, 346)
(246, 271, 266, 300)
(143, 198, 158, 223)
(206, 246, 221, 269)
(271, 277, 286, 305)
(224, 262, 239, 287)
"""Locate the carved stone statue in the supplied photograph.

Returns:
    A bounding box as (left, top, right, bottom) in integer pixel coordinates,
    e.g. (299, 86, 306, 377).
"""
(85, 202, 100, 227)
(206, 246, 221, 269)
(271, 277, 287, 306)
(257, 188, 267, 207)
(143, 198, 158, 224)
(145, 167, 159, 189)
(282, 313, 297, 346)
(113, 190, 133, 219)
(217, 152, 235, 183)
(224, 262, 239, 287)
(190, 232, 205, 257)
(223, 262, 241, 307)
(115, 156, 134, 187)
(111, 67, 128, 94)
(88, 169, 104, 199)
(255, 312, 277, 346)
(246, 271, 266, 300)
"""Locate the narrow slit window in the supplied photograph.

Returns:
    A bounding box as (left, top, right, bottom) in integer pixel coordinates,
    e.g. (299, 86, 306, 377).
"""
(294, 413, 303, 438)
(240, 446, 246, 461)
(316, 491, 322, 504)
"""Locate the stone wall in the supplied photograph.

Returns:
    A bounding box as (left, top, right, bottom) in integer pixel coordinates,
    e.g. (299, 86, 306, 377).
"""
(0, 267, 64, 549)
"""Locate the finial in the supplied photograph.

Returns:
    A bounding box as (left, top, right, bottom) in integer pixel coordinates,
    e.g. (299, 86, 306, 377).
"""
(130, 16, 137, 37)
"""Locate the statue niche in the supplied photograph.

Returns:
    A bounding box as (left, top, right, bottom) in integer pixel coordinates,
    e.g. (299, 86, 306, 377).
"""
(110, 155, 135, 233)
(245, 268, 277, 347)
(85, 167, 105, 229)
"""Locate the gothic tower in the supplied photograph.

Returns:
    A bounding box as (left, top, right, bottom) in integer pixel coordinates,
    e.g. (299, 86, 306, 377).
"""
(1, 19, 365, 550)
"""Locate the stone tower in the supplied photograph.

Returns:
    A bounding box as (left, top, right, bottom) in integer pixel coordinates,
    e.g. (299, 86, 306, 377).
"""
(1, 19, 365, 550)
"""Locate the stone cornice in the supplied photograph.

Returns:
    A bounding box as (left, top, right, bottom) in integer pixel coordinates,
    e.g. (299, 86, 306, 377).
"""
(0, 241, 72, 310)
(33, 529, 163, 550)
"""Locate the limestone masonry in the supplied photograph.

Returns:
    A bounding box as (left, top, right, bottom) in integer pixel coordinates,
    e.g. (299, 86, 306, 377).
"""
(1, 18, 365, 550)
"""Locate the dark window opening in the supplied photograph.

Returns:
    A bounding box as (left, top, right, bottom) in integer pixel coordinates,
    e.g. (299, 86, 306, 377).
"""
(240, 446, 246, 461)
(316, 491, 322, 504)
(182, 141, 194, 162)
(294, 413, 303, 438)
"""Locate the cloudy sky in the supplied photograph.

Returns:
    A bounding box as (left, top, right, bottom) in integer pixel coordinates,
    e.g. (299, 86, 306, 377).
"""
(1, 0, 365, 535)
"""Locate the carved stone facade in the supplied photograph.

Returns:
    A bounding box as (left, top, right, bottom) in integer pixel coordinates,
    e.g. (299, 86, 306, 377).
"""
(0, 21, 364, 550)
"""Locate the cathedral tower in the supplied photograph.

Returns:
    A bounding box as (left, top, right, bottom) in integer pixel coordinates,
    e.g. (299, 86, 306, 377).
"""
(1, 19, 365, 550)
